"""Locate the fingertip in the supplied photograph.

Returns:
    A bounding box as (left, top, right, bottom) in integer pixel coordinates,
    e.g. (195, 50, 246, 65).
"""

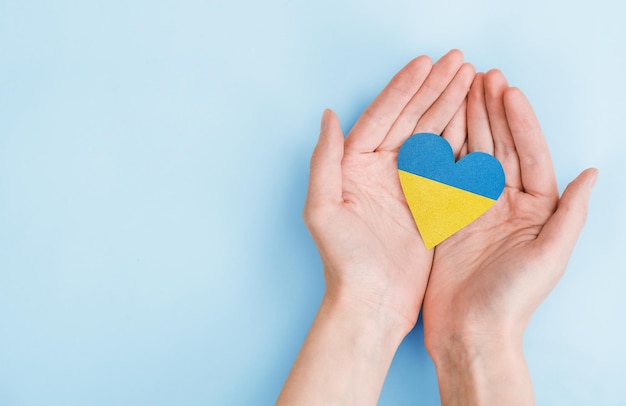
(485, 68, 505, 79)
(590, 167, 599, 185)
(461, 62, 477, 76)
(470, 72, 485, 90)
(308, 109, 344, 208)
(315, 108, 343, 154)
(503, 87, 526, 103)
(321, 108, 340, 128)
(586, 167, 599, 177)
(456, 63, 477, 91)
(446, 48, 465, 60)
(399, 56, 433, 84)
(581, 167, 599, 190)
(468, 73, 485, 107)
(325, 109, 342, 134)
(410, 54, 433, 68)
(536, 168, 596, 257)
(320, 108, 330, 132)
(502, 88, 539, 134)
(434, 49, 465, 67)
(484, 69, 509, 93)
(559, 168, 599, 214)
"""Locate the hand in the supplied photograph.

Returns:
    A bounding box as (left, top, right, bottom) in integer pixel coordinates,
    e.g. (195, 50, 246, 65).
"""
(278, 50, 475, 405)
(422, 70, 598, 405)
(305, 50, 475, 331)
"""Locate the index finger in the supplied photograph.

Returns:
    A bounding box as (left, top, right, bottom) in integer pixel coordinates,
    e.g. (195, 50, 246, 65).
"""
(344, 56, 433, 153)
(503, 87, 558, 201)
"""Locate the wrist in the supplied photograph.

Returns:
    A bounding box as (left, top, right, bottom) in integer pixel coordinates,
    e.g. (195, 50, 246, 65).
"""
(320, 290, 411, 347)
(428, 334, 534, 405)
(322, 284, 417, 340)
(428, 332, 524, 375)
(277, 292, 408, 405)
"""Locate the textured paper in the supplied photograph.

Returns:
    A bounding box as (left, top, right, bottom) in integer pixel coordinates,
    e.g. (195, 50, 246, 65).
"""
(397, 133, 505, 249)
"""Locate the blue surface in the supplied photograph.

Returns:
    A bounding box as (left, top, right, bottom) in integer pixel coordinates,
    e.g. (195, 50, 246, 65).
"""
(1, 1, 625, 405)
(398, 133, 505, 200)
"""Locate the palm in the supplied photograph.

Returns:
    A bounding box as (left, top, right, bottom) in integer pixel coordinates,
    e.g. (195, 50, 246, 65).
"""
(426, 187, 556, 338)
(340, 150, 428, 267)
(326, 151, 433, 319)
(424, 70, 572, 344)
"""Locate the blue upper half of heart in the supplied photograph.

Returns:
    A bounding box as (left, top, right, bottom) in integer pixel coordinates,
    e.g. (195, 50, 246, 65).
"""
(398, 133, 505, 200)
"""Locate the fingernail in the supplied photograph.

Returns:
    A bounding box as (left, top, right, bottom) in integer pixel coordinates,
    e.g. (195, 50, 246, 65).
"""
(320, 109, 329, 132)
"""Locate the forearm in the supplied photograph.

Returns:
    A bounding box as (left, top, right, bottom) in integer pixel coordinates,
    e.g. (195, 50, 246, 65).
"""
(430, 336, 534, 405)
(277, 292, 409, 405)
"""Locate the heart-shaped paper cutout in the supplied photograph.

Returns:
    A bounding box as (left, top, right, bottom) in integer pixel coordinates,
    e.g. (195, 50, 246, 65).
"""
(397, 133, 505, 249)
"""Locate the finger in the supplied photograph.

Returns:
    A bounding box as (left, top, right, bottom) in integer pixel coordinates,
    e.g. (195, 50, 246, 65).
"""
(376, 49, 465, 151)
(503, 87, 558, 200)
(484, 69, 522, 189)
(441, 99, 467, 160)
(458, 141, 468, 158)
(414, 63, 475, 136)
(467, 73, 494, 154)
(344, 55, 432, 153)
(536, 168, 598, 267)
(305, 109, 344, 209)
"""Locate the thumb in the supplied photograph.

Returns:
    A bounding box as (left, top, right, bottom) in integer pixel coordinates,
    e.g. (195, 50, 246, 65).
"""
(305, 109, 344, 208)
(537, 168, 599, 260)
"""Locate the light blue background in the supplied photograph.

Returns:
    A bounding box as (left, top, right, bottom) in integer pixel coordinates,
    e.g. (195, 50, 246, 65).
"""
(1, 0, 624, 405)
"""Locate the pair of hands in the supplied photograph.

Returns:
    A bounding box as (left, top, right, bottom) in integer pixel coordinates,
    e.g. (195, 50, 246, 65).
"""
(280, 50, 597, 405)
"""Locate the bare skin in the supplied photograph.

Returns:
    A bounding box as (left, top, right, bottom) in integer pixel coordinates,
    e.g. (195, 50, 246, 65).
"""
(277, 54, 597, 405)
(278, 50, 475, 406)
(424, 70, 598, 405)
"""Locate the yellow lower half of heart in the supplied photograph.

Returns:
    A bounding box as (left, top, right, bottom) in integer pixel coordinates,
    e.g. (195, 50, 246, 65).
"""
(398, 170, 497, 249)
